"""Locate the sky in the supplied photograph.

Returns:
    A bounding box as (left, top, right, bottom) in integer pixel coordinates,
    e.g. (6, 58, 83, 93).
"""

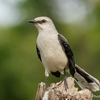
(0, 0, 96, 28)
(52, 0, 89, 24)
(0, 0, 26, 27)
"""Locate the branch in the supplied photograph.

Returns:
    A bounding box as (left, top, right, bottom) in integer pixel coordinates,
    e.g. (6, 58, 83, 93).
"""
(35, 77, 92, 100)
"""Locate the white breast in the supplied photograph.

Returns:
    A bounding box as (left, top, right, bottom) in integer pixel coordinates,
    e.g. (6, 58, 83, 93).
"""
(37, 33, 68, 75)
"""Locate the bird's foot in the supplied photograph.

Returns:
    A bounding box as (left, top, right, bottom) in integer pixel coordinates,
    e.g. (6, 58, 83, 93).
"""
(64, 76, 68, 91)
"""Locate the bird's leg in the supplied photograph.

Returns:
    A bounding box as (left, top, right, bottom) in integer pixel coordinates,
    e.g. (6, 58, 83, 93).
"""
(45, 70, 49, 90)
(45, 76, 48, 89)
(63, 68, 68, 91)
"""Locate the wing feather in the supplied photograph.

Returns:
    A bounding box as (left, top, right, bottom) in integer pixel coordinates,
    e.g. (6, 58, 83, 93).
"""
(58, 34, 75, 76)
(36, 45, 42, 61)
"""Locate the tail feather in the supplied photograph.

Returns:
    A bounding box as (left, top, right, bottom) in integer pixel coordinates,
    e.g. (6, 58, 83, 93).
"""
(73, 64, 100, 92)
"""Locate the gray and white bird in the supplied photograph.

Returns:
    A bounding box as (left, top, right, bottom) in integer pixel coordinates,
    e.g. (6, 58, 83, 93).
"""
(28, 16, 100, 91)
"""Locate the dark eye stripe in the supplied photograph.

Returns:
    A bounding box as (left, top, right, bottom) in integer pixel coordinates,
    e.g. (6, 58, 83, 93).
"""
(37, 19, 47, 24)
(37, 21, 43, 24)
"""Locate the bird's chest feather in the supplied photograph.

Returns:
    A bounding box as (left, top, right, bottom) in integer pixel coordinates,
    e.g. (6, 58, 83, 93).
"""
(37, 33, 62, 58)
(37, 33, 68, 72)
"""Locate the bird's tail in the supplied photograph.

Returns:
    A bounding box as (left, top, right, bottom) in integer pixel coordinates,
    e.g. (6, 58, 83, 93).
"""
(73, 64, 100, 92)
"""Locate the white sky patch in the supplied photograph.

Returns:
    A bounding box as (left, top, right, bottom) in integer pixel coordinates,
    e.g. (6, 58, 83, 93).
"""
(0, 0, 97, 27)
(0, 0, 26, 27)
(51, 0, 89, 24)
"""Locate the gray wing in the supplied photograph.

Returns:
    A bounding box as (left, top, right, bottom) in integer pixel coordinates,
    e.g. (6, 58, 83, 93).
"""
(58, 34, 75, 76)
(36, 44, 42, 61)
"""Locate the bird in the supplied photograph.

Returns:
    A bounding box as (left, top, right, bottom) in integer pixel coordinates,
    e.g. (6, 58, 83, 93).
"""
(28, 16, 100, 91)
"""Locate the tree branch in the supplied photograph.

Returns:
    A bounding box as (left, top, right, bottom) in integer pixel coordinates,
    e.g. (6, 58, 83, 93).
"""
(35, 77, 92, 100)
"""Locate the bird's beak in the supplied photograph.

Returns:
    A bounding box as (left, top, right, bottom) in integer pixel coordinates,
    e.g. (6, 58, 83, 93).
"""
(28, 20, 36, 24)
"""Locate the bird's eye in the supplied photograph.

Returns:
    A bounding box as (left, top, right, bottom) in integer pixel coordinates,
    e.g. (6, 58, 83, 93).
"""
(42, 19, 46, 23)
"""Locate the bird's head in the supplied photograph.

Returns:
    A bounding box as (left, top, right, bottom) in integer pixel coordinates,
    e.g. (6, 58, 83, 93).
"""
(28, 16, 56, 33)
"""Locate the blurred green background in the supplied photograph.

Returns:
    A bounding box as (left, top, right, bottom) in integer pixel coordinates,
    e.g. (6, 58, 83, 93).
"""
(0, 0, 100, 100)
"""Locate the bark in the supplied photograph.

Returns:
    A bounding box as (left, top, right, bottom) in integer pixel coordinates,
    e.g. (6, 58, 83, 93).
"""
(35, 77, 92, 100)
